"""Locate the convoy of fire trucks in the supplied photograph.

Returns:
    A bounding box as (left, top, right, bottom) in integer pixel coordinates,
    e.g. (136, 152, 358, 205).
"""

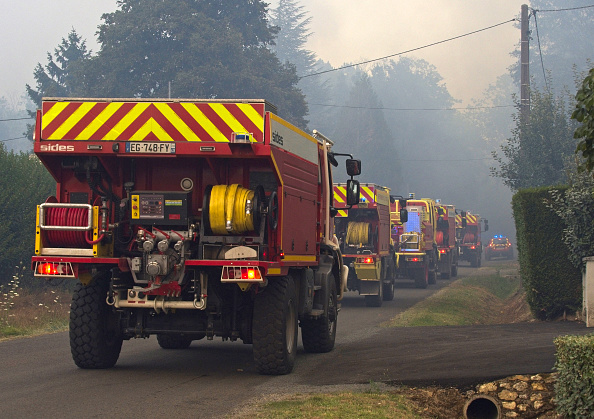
(31, 97, 492, 375)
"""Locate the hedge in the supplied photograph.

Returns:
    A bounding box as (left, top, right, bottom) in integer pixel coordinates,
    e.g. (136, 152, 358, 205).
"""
(512, 186, 582, 320)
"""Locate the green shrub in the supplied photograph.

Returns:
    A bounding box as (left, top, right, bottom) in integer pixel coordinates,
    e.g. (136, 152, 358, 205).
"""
(554, 334, 594, 418)
(512, 187, 581, 319)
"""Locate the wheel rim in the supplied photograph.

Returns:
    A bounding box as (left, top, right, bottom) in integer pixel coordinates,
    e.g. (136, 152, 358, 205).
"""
(286, 298, 296, 354)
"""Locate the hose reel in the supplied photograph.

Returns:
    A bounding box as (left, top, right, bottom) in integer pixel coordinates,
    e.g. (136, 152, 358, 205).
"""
(346, 222, 372, 245)
(202, 184, 265, 235)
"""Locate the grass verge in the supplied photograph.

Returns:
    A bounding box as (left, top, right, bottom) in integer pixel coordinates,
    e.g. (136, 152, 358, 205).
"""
(384, 273, 524, 327)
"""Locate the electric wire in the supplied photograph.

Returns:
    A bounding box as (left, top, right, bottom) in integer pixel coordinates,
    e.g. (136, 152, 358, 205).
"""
(536, 4, 594, 12)
(0, 136, 27, 143)
(308, 103, 515, 112)
(299, 18, 517, 80)
(0, 117, 33, 122)
(531, 9, 550, 92)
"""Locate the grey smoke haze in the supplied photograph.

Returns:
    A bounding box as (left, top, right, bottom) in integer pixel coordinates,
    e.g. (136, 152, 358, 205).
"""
(0, 0, 527, 104)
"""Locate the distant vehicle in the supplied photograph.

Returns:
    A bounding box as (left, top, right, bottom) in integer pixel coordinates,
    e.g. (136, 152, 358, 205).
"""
(485, 235, 513, 260)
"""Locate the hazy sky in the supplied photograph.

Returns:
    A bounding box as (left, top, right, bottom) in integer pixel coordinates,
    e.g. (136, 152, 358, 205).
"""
(0, 0, 528, 105)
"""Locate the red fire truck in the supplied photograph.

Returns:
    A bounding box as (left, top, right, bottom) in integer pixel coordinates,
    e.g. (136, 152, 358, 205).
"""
(436, 202, 458, 279)
(333, 183, 396, 307)
(456, 210, 489, 267)
(31, 98, 361, 375)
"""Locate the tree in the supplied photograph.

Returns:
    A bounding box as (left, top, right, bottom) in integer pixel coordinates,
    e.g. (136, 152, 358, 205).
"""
(491, 84, 578, 191)
(25, 29, 90, 140)
(79, 0, 307, 126)
(0, 145, 55, 286)
(332, 74, 401, 189)
(573, 67, 594, 173)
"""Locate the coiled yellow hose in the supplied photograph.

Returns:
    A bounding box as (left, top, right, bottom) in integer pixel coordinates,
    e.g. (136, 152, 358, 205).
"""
(346, 222, 370, 245)
(209, 184, 255, 235)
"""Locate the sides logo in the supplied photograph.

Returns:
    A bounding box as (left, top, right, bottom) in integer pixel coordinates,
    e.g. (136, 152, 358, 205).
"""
(40, 144, 75, 152)
(272, 131, 284, 146)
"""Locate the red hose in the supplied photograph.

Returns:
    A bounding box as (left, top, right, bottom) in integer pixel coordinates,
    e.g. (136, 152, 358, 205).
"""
(44, 207, 99, 248)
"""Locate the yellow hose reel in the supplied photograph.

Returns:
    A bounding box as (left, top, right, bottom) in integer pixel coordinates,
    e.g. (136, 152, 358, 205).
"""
(346, 222, 371, 245)
(203, 184, 265, 235)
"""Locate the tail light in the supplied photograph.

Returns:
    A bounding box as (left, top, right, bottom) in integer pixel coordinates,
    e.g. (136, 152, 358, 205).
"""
(221, 266, 263, 282)
(356, 257, 374, 264)
(34, 261, 75, 278)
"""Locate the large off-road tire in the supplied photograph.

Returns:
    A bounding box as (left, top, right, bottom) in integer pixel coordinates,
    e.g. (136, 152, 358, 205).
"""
(252, 276, 298, 375)
(414, 266, 428, 289)
(157, 334, 193, 349)
(70, 272, 123, 369)
(382, 280, 395, 301)
(301, 276, 337, 353)
(451, 264, 458, 277)
(470, 253, 479, 267)
(382, 262, 395, 301)
(441, 268, 451, 280)
(428, 269, 437, 285)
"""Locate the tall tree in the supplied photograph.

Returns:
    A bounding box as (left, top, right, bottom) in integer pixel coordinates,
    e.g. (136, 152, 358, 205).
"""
(491, 85, 578, 191)
(573, 67, 594, 173)
(25, 29, 90, 140)
(80, 0, 307, 126)
(332, 74, 401, 189)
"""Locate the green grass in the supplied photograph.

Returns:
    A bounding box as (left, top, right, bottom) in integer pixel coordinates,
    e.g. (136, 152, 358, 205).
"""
(243, 392, 421, 419)
(384, 274, 523, 328)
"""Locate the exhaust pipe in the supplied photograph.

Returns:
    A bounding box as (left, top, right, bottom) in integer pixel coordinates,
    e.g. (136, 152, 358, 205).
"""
(463, 395, 501, 419)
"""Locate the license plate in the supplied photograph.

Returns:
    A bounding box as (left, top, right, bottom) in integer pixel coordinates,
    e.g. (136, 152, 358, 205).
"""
(125, 142, 176, 154)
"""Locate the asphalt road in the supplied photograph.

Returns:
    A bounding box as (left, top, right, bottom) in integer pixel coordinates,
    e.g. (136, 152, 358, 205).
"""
(0, 263, 589, 418)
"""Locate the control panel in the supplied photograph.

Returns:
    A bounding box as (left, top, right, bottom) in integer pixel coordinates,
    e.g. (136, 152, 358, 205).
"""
(130, 191, 190, 226)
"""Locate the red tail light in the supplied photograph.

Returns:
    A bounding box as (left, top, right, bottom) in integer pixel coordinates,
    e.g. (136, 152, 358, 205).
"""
(356, 257, 374, 264)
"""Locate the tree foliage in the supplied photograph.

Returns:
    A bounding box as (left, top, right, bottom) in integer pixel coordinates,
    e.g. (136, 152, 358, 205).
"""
(332, 74, 401, 189)
(25, 29, 91, 140)
(547, 161, 594, 271)
(491, 85, 578, 191)
(0, 145, 55, 285)
(573, 67, 594, 173)
(77, 0, 307, 126)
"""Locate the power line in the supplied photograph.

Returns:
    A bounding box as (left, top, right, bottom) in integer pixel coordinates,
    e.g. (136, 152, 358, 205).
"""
(0, 117, 33, 122)
(531, 10, 550, 92)
(0, 136, 27, 143)
(394, 157, 492, 162)
(299, 18, 517, 79)
(308, 103, 515, 111)
(536, 4, 594, 12)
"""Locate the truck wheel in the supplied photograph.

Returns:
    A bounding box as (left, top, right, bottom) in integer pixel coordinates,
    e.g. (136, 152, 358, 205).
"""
(301, 275, 337, 353)
(428, 269, 437, 285)
(451, 264, 458, 277)
(157, 334, 193, 349)
(252, 276, 298, 375)
(414, 267, 428, 289)
(382, 280, 395, 301)
(70, 272, 123, 369)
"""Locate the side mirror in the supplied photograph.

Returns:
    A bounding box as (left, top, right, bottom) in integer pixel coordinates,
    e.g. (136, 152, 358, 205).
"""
(462, 218, 467, 228)
(399, 208, 408, 223)
(346, 179, 360, 206)
(484, 220, 489, 232)
(328, 152, 339, 167)
(345, 159, 362, 177)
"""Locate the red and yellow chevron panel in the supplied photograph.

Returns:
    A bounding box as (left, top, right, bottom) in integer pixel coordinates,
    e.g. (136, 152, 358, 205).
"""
(455, 213, 478, 225)
(333, 183, 390, 211)
(40, 100, 265, 142)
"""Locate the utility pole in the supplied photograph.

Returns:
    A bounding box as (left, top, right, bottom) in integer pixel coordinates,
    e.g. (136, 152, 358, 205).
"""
(520, 4, 530, 122)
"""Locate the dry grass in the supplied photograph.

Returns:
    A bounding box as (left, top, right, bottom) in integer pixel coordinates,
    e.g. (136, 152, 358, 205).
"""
(0, 272, 71, 339)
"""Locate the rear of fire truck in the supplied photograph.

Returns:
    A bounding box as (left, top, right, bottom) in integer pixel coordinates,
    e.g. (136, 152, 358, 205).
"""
(435, 202, 458, 279)
(333, 184, 396, 307)
(32, 98, 361, 375)
(391, 195, 439, 289)
(456, 210, 489, 268)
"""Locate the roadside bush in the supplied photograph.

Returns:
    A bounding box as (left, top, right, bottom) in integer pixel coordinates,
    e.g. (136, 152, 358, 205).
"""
(512, 187, 581, 319)
(554, 334, 594, 418)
